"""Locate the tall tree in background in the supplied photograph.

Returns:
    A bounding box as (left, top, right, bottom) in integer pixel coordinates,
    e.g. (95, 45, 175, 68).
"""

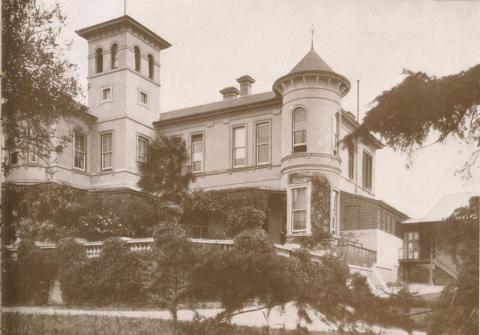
(344, 65, 480, 176)
(428, 196, 479, 335)
(2, 0, 89, 168)
(137, 135, 194, 203)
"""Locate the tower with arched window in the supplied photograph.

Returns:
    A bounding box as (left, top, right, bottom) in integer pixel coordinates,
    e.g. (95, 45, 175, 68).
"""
(273, 46, 351, 237)
(75, 15, 171, 189)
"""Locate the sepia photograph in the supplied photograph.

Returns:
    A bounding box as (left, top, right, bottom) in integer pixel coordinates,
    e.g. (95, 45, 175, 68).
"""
(1, 0, 479, 334)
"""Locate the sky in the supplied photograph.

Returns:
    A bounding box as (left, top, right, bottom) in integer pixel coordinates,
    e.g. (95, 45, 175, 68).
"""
(44, 0, 480, 218)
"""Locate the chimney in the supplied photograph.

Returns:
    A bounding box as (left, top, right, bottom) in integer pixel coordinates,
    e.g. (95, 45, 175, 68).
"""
(220, 86, 240, 100)
(236, 75, 255, 96)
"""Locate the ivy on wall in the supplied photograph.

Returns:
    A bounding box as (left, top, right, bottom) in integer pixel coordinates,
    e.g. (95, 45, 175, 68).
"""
(288, 172, 331, 234)
(181, 188, 271, 237)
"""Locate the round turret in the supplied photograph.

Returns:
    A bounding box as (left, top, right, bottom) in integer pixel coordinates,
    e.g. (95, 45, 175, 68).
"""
(274, 47, 350, 238)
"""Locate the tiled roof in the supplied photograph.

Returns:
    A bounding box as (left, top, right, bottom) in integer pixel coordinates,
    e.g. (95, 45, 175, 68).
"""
(402, 192, 480, 224)
(289, 47, 334, 74)
(156, 91, 279, 124)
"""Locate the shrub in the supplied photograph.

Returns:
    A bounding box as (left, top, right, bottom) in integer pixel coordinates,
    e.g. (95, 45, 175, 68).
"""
(10, 240, 57, 305)
(233, 228, 274, 254)
(56, 238, 154, 306)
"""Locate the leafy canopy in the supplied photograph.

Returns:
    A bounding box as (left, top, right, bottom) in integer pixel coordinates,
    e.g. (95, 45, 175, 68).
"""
(345, 65, 480, 175)
(137, 135, 194, 202)
(429, 196, 479, 335)
(2, 0, 90, 167)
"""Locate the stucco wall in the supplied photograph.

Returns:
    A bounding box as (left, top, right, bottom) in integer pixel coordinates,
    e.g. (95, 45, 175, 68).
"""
(341, 228, 402, 270)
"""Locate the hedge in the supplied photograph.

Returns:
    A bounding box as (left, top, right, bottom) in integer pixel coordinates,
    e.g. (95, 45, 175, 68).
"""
(1, 312, 332, 335)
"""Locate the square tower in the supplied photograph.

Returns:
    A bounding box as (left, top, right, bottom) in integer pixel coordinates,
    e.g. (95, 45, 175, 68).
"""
(75, 16, 171, 190)
(76, 15, 171, 125)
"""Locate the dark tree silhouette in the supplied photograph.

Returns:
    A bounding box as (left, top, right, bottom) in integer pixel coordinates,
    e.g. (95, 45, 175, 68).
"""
(344, 65, 480, 176)
(2, 0, 90, 168)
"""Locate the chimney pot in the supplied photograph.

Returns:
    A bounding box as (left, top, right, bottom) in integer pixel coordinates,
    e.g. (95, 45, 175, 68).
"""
(236, 75, 255, 96)
(220, 86, 240, 100)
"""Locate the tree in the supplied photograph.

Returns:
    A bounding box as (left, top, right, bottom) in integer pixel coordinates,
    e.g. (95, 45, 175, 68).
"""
(137, 135, 194, 202)
(344, 65, 480, 176)
(2, 0, 90, 168)
(428, 196, 479, 335)
(150, 223, 201, 334)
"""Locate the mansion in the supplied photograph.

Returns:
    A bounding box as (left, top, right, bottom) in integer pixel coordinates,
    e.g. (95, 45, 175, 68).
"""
(7, 14, 413, 283)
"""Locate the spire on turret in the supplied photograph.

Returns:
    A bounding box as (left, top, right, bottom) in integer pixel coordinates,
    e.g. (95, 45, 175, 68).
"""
(311, 24, 314, 50)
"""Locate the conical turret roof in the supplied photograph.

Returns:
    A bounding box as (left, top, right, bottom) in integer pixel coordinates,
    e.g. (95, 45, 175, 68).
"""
(289, 47, 334, 74)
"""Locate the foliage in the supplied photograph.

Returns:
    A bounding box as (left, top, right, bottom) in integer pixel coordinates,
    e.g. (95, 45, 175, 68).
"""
(56, 238, 154, 306)
(344, 66, 480, 176)
(181, 188, 270, 237)
(151, 223, 202, 329)
(288, 173, 331, 238)
(3, 183, 165, 242)
(4, 240, 57, 305)
(2, 0, 90, 169)
(137, 135, 194, 202)
(191, 248, 296, 321)
(428, 196, 479, 335)
(234, 228, 274, 254)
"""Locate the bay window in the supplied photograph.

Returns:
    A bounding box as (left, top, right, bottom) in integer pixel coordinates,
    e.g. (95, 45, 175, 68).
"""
(291, 188, 307, 232)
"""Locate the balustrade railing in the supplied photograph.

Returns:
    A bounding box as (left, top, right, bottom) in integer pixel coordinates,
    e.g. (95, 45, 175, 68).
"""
(6, 234, 376, 267)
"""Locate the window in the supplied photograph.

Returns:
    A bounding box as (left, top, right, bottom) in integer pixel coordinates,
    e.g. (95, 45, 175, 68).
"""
(95, 48, 103, 73)
(256, 122, 270, 165)
(139, 91, 148, 105)
(10, 151, 18, 165)
(137, 136, 148, 163)
(101, 87, 112, 102)
(74, 132, 87, 171)
(134, 46, 141, 72)
(101, 133, 113, 170)
(333, 113, 339, 156)
(148, 54, 154, 79)
(405, 231, 419, 259)
(111, 43, 119, 69)
(291, 188, 307, 232)
(191, 134, 203, 172)
(28, 147, 38, 163)
(362, 151, 373, 190)
(348, 143, 355, 180)
(293, 108, 307, 153)
(232, 126, 246, 168)
(331, 190, 339, 234)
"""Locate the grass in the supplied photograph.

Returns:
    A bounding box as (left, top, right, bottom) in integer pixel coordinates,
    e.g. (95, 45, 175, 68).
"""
(1, 312, 333, 335)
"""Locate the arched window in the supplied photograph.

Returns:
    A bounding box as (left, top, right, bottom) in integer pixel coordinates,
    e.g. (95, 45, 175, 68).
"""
(293, 108, 307, 153)
(111, 43, 119, 69)
(134, 46, 141, 72)
(148, 54, 154, 79)
(95, 48, 103, 73)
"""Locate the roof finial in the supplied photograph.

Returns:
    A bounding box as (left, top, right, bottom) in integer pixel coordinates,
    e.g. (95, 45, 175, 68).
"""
(123, 0, 127, 16)
(311, 24, 315, 50)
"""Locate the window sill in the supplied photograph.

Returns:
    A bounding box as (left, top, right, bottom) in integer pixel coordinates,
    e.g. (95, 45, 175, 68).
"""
(287, 232, 311, 237)
(72, 168, 88, 175)
(100, 99, 112, 105)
